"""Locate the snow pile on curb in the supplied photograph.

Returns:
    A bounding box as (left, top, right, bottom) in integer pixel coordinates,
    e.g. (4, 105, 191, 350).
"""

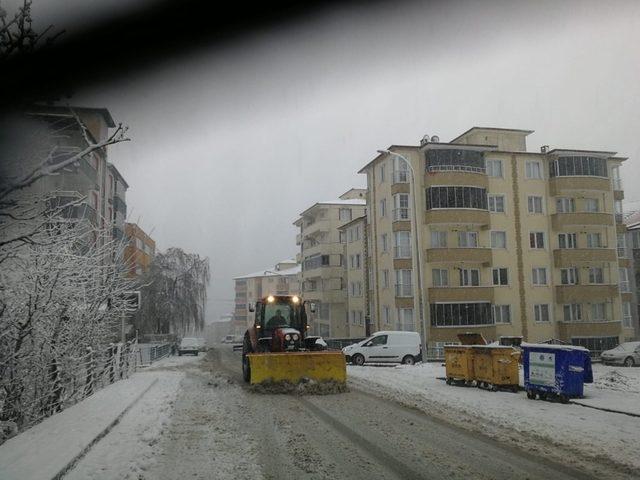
(347, 362, 640, 471)
(249, 378, 348, 395)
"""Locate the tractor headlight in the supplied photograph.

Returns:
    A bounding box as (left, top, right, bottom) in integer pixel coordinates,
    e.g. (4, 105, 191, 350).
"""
(285, 334, 291, 341)
(293, 334, 299, 341)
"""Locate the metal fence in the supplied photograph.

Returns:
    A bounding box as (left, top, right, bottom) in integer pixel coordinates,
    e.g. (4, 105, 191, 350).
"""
(136, 343, 173, 365)
(0, 342, 139, 444)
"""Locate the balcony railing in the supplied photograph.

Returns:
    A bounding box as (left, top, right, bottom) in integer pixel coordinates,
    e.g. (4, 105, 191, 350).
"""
(393, 208, 410, 222)
(615, 213, 624, 224)
(394, 245, 411, 259)
(392, 170, 409, 183)
(426, 165, 485, 174)
(113, 196, 126, 216)
(395, 284, 413, 297)
(619, 281, 630, 293)
(617, 247, 627, 258)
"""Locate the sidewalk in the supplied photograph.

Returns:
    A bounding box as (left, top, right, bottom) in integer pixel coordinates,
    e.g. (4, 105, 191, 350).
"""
(0, 372, 159, 480)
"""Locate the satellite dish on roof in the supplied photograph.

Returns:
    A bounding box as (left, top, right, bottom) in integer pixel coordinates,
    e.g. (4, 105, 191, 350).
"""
(420, 134, 430, 146)
(431, 135, 440, 143)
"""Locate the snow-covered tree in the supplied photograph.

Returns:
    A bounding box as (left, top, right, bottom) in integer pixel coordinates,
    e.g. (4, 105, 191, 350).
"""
(136, 248, 210, 336)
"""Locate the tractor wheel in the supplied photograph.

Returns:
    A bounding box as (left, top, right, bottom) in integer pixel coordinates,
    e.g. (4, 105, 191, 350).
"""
(624, 357, 635, 367)
(446, 377, 453, 385)
(352, 354, 365, 366)
(559, 394, 570, 404)
(242, 336, 252, 383)
(401, 355, 416, 365)
(526, 390, 536, 400)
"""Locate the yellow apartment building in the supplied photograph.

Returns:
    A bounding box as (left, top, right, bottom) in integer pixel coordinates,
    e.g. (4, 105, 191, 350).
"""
(360, 127, 632, 355)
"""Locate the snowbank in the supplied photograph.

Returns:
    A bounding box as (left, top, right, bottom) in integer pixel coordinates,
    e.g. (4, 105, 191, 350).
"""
(347, 362, 640, 470)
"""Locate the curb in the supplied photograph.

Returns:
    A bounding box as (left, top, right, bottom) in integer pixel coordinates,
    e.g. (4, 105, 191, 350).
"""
(570, 400, 640, 418)
(53, 377, 159, 480)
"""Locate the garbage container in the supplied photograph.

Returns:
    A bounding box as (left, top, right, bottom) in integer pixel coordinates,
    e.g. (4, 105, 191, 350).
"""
(444, 333, 486, 386)
(522, 343, 593, 403)
(472, 345, 520, 392)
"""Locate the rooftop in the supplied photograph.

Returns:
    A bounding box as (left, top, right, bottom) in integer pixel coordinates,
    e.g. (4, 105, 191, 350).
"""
(234, 263, 301, 280)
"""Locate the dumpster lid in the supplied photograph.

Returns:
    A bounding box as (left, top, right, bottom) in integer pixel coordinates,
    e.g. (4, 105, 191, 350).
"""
(521, 342, 589, 352)
(457, 333, 487, 345)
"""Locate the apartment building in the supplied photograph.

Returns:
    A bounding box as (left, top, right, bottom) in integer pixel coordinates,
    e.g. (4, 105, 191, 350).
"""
(107, 163, 128, 244)
(338, 215, 370, 338)
(624, 213, 640, 339)
(361, 126, 633, 354)
(23, 105, 118, 240)
(294, 189, 366, 338)
(124, 222, 156, 277)
(233, 260, 301, 332)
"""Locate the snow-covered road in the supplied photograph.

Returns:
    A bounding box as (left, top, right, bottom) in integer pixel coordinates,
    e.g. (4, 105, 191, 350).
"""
(62, 346, 635, 480)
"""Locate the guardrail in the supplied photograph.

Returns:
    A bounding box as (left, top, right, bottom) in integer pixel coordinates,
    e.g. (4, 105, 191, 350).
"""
(136, 343, 173, 365)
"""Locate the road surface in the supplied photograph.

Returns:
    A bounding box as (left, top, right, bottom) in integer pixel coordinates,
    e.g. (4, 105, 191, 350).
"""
(137, 345, 606, 480)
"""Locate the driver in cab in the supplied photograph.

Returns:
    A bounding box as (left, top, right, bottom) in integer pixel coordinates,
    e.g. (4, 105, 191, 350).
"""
(266, 309, 287, 329)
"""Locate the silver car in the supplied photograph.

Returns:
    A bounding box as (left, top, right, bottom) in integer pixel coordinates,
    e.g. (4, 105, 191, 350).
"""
(601, 342, 640, 367)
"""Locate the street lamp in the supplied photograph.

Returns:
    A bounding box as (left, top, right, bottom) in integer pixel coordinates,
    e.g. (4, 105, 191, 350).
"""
(377, 149, 428, 355)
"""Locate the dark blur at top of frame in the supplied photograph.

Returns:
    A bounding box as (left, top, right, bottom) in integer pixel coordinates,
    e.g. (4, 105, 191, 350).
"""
(0, 0, 371, 110)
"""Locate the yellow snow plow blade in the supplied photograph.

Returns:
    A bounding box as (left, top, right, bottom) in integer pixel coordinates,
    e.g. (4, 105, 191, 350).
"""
(248, 351, 346, 385)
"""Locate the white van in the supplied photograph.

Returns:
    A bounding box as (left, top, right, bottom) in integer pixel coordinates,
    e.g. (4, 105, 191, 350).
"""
(342, 331, 422, 366)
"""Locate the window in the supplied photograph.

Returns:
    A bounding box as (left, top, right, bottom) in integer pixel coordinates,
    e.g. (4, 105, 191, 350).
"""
(591, 303, 606, 321)
(459, 268, 480, 287)
(617, 234, 626, 257)
(633, 230, 640, 249)
(492, 268, 508, 286)
(488, 194, 505, 213)
(395, 269, 412, 297)
(347, 225, 360, 242)
(558, 233, 577, 249)
(584, 198, 599, 213)
(430, 303, 493, 327)
(355, 254, 361, 269)
(135, 238, 143, 250)
(492, 305, 511, 324)
(425, 186, 488, 210)
(490, 231, 506, 249)
(393, 231, 411, 258)
(425, 149, 485, 172)
(534, 304, 550, 322)
(623, 302, 632, 327)
(381, 233, 388, 252)
(587, 233, 602, 248)
(556, 197, 575, 213)
(383, 305, 391, 324)
(588, 267, 604, 284)
(392, 156, 409, 183)
(532, 267, 547, 286)
(350, 310, 357, 325)
(611, 165, 622, 190)
(380, 198, 386, 217)
(397, 308, 414, 331)
(549, 156, 608, 178)
(486, 159, 503, 177)
(619, 268, 630, 292)
(393, 193, 410, 221)
(529, 232, 545, 249)
(615, 200, 623, 220)
(525, 160, 542, 179)
(458, 231, 478, 248)
(379, 164, 385, 183)
(339, 231, 346, 244)
(339, 208, 352, 222)
(561, 267, 579, 285)
(527, 196, 544, 214)
(432, 268, 449, 287)
(382, 269, 389, 288)
(431, 230, 447, 248)
(563, 304, 582, 322)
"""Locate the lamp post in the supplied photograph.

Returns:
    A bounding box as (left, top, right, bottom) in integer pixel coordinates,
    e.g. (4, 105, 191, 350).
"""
(377, 150, 428, 355)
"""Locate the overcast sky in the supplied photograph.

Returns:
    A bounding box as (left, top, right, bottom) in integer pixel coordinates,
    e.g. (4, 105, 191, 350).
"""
(15, 0, 640, 321)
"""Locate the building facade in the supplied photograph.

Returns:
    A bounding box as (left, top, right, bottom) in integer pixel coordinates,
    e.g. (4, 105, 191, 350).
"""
(338, 215, 370, 338)
(294, 189, 366, 338)
(107, 163, 128, 245)
(233, 260, 301, 334)
(361, 127, 634, 354)
(124, 222, 156, 277)
(624, 214, 640, 340)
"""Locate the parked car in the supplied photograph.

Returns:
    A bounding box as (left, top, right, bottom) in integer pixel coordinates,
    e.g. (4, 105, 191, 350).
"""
(221, 335, 235, 344)
(601, 341, 640, 367)
(178, 337, 200, 356)
(342, 331, 422, 366)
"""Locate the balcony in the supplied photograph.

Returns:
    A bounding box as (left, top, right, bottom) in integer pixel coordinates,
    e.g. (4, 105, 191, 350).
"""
(426, 247, 492, 265)
(113, 195, 126, 216)
(112, 226, 125, 242)
(392, 170, 409, 184)
(553, 248, 616, 267)
(78, 158, 98, 185)
(424, 209, 490, 226)
(551, 212, 613, 229)
(395, 284, 413, 297)
(428, 286, 494, 303)
(555, 284, 618, 303)
(296, 233, 302, 246)
(558, 321, 622, 339)
(393, 208, 411, 222)
(615, 213, 624, 224)
(424, 170, 488, 189)
(549, 176, 610, 195)
(393, 245, 412, 259)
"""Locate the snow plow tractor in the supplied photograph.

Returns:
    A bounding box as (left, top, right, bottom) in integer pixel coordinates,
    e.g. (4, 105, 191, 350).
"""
(242, 295, 346, 386)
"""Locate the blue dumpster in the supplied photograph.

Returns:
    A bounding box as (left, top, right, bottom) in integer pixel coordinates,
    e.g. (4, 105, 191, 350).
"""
(522, 343, 593, 403)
